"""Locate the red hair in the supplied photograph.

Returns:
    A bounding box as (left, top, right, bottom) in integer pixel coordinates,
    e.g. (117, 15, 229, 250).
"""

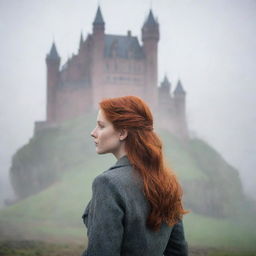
(99, 95, 188, 231)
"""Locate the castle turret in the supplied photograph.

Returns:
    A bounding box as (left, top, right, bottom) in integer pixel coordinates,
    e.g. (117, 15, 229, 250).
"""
(92, 6, 105, 108)
(79, 32, 84, 51)
(93, 6, 105, 34)
(159, 75, 172, 107)
(157, 75, 174, 130)
(46, 42, 60, 122)
(173, 80, 188, 137)
(173, 80, 186, 98)
(160, 75, 171, 94)
(142, 9, 159, 111)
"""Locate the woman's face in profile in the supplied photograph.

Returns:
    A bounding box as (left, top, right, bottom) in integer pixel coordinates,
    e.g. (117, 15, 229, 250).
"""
(90, 109, 122, 155)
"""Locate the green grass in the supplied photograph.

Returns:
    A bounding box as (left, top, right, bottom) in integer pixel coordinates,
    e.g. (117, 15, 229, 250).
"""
(159, 130, 207, 180)
(208, 252, 256, 256)
(184, 212, 256, 250)
(0, 153, 114, 244)
(1, 161, 256, 251)
(0, 240, 84, 256)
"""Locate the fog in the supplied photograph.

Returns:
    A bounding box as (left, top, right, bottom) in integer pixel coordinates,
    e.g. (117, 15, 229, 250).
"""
(0, 0, 255, 205)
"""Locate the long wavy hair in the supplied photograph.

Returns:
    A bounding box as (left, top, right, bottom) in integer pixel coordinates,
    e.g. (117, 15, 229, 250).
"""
(99, 95, 188, 231)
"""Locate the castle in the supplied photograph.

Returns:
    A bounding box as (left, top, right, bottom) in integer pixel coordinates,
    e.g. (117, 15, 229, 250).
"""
(35, 7, 188, 138)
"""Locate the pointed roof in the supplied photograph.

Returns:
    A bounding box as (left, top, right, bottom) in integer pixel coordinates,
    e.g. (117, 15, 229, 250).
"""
(47, 42, 60, 60)
(161, 75, 171, 88)
(79, 32, 84, 47)
(174, 80, 186, 95)
(93, 6, 105, 25)
(144, 9, 158, 26)
(104, 34, 144, 59)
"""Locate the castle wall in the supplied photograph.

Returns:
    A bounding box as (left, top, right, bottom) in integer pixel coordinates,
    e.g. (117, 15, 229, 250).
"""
(55, 86, 92, 122)
(102, 83, 145, 100)
(100, 57, 149, 102)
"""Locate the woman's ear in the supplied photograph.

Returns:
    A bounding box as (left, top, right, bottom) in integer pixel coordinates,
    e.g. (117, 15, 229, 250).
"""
(119, 129, 128, 141)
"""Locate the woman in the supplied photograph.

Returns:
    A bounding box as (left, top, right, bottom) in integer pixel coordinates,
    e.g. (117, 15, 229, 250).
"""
(81, 96, 188, 256)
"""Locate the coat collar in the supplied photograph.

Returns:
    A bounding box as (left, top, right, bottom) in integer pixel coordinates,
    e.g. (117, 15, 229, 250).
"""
(109, 155, 131, 170)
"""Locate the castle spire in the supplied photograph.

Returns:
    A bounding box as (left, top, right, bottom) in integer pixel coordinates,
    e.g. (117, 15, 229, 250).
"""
(142, 9, 159, 42)
(159, 75, 171, 96)
(46, 41, 60, 123)
(144, 9, 158, 26)
(174, 80, 186, 95)
(161, 75, 171, 88)
(93, 6, 105, 34)
(93, 6, 105, 25)
(79, 32, 84, 48)
(47, 42, 60, 60)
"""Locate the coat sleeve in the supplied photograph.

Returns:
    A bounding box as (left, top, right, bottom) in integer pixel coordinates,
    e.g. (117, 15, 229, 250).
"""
(163, 220, 188, 256)
(82, 200, 91, 227)
(83, 174, 124, 256)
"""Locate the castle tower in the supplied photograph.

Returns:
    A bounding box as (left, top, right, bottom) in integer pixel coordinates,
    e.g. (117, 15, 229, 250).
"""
(173, 80, 188, 137)
(92, 6, 105, 109)
(79, 32, 84, 52)
(142, 9, 159, 111)
(46, 42, 60, 122)
(159, 75, 171, 104)
(157, 76, 175, 132)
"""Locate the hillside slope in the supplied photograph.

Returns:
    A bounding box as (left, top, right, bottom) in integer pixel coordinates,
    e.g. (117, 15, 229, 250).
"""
(1, 113, 255, 250)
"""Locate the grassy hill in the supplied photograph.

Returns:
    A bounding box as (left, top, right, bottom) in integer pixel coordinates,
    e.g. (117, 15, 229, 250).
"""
(1, 112, 256, 254)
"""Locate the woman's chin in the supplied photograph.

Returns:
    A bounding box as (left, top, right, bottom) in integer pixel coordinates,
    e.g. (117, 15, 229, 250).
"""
(96, 148, 104, 154)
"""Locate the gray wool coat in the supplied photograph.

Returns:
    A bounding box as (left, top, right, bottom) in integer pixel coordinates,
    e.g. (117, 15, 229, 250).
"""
(81, 155, 188, 256)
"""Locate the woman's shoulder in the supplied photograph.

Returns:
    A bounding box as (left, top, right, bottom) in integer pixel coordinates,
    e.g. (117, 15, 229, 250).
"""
(93, 164, 133, 188)
(92, 157, 140, 192)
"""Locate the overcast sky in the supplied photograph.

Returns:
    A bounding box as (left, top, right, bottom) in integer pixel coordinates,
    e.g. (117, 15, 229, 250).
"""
(0, 0, 255, 202)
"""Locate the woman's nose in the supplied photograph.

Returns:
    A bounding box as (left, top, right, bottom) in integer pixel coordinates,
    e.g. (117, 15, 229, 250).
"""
(90, 128, 96, 138)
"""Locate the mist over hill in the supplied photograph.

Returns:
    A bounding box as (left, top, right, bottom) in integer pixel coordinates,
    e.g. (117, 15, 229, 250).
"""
(9, 112, 250, 217)
(0, 113, 255, 252)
